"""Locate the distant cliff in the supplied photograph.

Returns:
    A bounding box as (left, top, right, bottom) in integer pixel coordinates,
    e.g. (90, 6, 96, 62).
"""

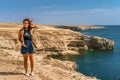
(53, 25, 105, 31)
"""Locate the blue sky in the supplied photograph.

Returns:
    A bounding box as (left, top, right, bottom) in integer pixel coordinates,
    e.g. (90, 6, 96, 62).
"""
(0, 0, 120, 25)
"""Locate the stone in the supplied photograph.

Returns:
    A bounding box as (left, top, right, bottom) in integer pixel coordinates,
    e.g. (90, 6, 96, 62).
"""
(83, 45, 89, 50)
(90, 36, 114, 50)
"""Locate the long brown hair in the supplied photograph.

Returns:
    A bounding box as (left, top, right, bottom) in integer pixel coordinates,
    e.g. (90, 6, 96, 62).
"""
(23, 18, 32, 30)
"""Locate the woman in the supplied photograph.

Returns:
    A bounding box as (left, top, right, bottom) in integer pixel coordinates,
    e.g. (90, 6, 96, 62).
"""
(18, 18, 37, 76)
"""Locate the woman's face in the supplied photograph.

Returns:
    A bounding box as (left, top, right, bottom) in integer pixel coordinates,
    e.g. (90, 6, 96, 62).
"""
(23, 21, 29, 28)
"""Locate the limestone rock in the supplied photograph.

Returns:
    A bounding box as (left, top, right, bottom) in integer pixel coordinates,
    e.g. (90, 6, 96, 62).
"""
(89, 36, 114, 50)
(53, 25, 105, 31)
(83, 45, 89, 50)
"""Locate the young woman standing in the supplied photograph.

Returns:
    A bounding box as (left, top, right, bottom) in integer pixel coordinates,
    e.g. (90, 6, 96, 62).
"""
(18, 18, 37, 76)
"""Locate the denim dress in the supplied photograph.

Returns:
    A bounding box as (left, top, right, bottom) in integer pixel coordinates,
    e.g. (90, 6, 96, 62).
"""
(21, 28, 35, 54)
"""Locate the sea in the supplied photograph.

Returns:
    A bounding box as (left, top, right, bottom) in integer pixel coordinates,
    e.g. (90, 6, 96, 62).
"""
(51, 25, 120, 80)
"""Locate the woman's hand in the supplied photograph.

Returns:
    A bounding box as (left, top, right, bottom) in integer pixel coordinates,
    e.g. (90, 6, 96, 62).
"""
(21, 42, 27, 47)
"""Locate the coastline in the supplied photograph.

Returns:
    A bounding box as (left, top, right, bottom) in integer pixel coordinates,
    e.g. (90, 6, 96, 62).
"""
(52, 25, 105, 31)
(0, 23, 114, 80)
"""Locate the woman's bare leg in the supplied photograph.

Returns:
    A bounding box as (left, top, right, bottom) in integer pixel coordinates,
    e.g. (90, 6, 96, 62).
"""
(23, 54, 28, 73)
(29, 54, 34, 72)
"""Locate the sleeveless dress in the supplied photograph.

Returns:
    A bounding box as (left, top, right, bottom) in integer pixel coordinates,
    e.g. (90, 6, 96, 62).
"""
(21, 28, 35, 54)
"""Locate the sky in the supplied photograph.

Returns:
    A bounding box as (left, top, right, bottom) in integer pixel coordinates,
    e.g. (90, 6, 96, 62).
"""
(0, 0, 120, 25)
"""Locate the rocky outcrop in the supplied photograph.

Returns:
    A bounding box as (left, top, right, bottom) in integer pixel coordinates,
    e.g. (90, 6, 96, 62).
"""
(37, 57, 96, 80)
(89, 36, 114, 50)
(53, 25, 105, 31)
(77, 26, 105, 30)
(0, 49, 96, 80)
(63, 36, 114, 52)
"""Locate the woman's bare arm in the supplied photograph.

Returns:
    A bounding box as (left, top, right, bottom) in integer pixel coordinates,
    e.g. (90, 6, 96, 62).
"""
(18, 30, 27, 47)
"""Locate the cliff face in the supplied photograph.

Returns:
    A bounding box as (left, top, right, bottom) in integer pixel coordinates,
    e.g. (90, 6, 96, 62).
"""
(0, 29, 114, 56)
(89, 36, 114, 50)
(53, 25, 105, 30)
(35, 29, 114, 55)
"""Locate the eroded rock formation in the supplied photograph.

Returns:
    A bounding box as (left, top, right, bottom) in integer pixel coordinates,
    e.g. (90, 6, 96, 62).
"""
(0, 24, 114, 55)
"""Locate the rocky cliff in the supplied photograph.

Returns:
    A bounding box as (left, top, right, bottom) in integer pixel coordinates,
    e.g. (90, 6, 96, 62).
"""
(0, 23, 114, 80)
(53, 25, 105, 30)
(0, 49, 96, 80)
(0, 23, 114, 55)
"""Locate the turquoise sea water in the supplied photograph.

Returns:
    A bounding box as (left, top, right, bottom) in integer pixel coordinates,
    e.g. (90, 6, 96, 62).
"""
(51, 26, 120, 80)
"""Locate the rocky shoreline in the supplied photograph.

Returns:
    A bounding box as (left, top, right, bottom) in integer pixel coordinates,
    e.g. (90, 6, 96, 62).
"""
(52, 25, 105, 31)
(0, 49, 97, 80)
(0, 23, 114, 80)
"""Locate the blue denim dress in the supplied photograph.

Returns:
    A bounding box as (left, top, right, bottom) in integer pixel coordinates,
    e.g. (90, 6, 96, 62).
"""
(21, 28, 35, 54)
